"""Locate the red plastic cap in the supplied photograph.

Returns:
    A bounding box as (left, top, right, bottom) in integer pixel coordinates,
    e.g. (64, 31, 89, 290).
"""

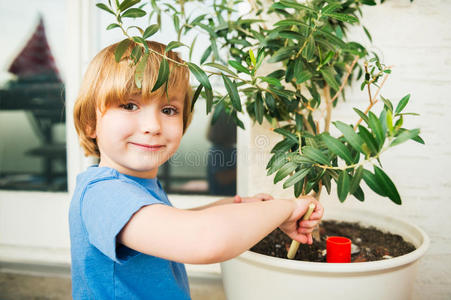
(326, 236, 351, 263)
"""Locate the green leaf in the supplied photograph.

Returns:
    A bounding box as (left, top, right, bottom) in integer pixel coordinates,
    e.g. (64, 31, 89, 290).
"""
(132, 36, 146, 45)
(189, 35, 197, 61)
(268, 46, 297, 63)
(268, 87, 295, 99)
(295, 113, 303, 132)
(151, 59, 169, 92)
(324, 12, 358, 24)
(358, 125, 378, 155)
(320, 67, 340, 92)
(254, 92, 264, 124)
(294, 180, 303, 197)
(274, 19, 310, 28)
(368, 111, 385, 147)
(129, 26, 144, 35)
(249, 49, 256, 67)
(349, 165, 364, 194)
(274, 161, 298, 184)
(194, 22, 217, 37)
(143, 24, 159, 39)
(173, 14, 180, 32)
(279, 0, 317, 13)
(381, 96, 393, 112)
(96, 3, 115, 15)
(390, 128, 420, 147)
(395, 94, 411, 114)
(267, 154, 287, 175)
(334, 121, 364, 153)
(130, 45, 142, 64)
(379, 109, 388, 141)
(320, 51, 334, 67)
(134, 52, 148, 88)
(119, 0, 141, 11)
(374, 166, 401, 205)
(191, 84, 203, 112)
(259, 76, 282, 87)
(321, 133, 353, 164)
(352, 186, 365, 202)
(296, 70, 312, 84)
(386, 110, 394, 135)
(322, 3, 341, 15)
(122, 8, 146, 18)
(279, 30, 305, 41)
(106, 23, 121, 30)
(187, 62, 212, 90)
(362, 169, 386, 197)
(323, 173, 332, 194)
(222, 74, 242, 112)
(363, 26, 373, 42)
(412, 134, 425, 144)
(361, 0, 377, 5)
(228, 60, 251, 74)
(200, 46, 212, 65)
(353, 108, 369, 125)
(165, 41, 186, 53)
(203, 63, 237, 77)
(302, 36, 315, 61)
(274, 128, 298, 143)
(205, 87, 213, 114)
(302, 146, 329, 165)
(271, 138, 297, 154)
(265, 93, 276, 111)
(115, 39, 131, 63)
(337, 170, 350, 202)
(283, 168, 310, 188)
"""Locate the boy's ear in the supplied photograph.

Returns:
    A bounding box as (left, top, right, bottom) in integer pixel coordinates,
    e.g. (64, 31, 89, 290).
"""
(86, 125, 96, 139)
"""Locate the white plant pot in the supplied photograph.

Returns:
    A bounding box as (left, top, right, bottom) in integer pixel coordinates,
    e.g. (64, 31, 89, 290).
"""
(220, 208, 429, 300)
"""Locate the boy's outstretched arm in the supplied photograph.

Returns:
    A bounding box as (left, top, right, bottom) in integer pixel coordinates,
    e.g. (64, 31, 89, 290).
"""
(118, 196, 322, 265)
(188, 193, 274, 210)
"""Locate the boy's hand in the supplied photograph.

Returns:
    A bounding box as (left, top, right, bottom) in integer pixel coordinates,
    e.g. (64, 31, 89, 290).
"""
(278, 196, 324, 245)
(233, 193, 274, 203)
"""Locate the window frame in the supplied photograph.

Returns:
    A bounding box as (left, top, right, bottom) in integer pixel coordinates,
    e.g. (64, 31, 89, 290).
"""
(0, 1, 230, 270)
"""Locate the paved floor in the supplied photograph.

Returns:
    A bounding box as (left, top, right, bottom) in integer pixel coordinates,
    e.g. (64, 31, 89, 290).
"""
(0, 271, 226, 300)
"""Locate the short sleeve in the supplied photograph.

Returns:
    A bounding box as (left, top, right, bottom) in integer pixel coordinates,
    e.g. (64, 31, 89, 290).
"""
(81, 179, 164, 263)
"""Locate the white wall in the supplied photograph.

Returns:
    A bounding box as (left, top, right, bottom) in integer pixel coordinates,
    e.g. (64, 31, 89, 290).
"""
(238, 0, 451, 298)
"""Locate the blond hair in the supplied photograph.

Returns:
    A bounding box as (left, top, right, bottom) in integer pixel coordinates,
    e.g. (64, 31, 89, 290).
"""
(74, 40, 192, 157)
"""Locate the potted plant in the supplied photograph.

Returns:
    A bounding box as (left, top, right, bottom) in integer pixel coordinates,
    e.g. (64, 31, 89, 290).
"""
(96, 0, 429, 298)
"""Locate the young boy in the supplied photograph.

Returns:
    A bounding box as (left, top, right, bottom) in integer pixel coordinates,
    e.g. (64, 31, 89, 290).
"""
(70, 40, 323, 299)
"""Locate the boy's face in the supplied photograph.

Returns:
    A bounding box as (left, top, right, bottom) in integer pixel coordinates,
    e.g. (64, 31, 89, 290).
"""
(92, 90, 185, 178)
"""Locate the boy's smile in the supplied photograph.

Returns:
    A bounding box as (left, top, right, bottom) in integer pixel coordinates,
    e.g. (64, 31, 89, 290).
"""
(91, 90, 185, 178)
(128, 142, 165, 151)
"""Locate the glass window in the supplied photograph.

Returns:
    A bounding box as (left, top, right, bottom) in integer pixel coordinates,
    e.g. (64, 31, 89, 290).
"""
(0, 2, 67, 191)
(158, 100, 237, 196)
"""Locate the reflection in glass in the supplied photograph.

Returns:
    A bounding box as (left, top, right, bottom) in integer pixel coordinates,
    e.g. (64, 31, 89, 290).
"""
(0, 15, 66, 191)
(158, 101, 237, 196)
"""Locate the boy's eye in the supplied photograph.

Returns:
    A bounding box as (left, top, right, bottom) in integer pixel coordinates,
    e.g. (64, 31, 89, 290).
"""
(120, 103, 139, 111)
(162, 107, 178, 116)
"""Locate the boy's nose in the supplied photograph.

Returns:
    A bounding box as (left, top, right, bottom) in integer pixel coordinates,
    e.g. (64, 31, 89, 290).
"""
(141, 112, 161, 135)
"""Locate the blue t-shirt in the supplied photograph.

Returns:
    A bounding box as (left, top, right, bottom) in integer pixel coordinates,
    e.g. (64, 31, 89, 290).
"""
(69, 166, 191, 299)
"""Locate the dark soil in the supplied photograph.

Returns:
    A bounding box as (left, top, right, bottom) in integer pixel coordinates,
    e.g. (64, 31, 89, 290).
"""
(251, 220, 416, 262)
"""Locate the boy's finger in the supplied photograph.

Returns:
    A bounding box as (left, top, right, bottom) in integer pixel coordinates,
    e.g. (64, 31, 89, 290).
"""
(298, 220, 318, 228)
(297, 227, 313, 234)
